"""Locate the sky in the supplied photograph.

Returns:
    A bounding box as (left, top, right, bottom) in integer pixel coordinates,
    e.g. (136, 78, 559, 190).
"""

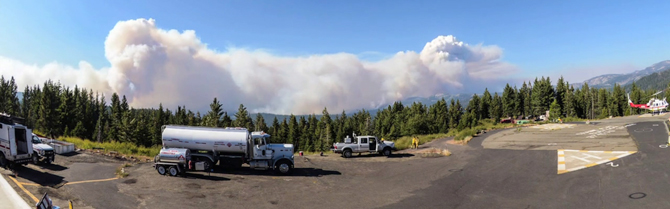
(1, 0, 669, 114)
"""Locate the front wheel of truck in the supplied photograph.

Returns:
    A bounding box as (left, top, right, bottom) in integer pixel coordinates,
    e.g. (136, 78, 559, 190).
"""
(275, 160, 293, 175)
(32, 153, 39, 164)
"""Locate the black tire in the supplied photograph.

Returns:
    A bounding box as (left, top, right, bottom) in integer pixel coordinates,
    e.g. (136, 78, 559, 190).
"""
(0, 153, 6, 168)
(32, 153, 39, 165)
(275, 160, 293, 175)
(343, 149, 352, 158)
(157, 165, 167, 175)
(383, 148, 392, 156)
(168, 166, 179, 176)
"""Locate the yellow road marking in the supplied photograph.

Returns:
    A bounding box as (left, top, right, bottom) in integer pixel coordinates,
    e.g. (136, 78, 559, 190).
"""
(64, 177, 119, 185)
(558, 154, 565, 157)
(604, 151, 613, 153)
(8, 176, 38, 204)
(579, 150, 588, 152)
(558, 161, 565, 164)
(557, 170, 568, 174)
(18, 177, 119, 187)
(585, 163, 598, 167)
(609, 157, 619, 161)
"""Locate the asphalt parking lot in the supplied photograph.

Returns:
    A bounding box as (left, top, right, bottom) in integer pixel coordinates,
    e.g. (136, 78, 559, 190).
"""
(3, 114, 670, 209)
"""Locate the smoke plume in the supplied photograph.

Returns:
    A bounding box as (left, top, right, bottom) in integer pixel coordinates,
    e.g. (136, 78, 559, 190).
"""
(0, 18, 518, 114)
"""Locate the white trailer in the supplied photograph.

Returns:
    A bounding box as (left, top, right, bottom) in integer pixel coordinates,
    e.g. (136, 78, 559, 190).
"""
(153, 125, 295, 176)
(0, 113, 34, 169)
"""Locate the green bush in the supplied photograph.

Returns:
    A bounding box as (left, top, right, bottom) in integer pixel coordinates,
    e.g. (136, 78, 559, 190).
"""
(454, 128, 478, 141)
(59, 136, 161, 157)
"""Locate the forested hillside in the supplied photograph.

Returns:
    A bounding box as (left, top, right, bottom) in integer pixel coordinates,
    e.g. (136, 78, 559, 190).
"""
(625, 68, 670, 92)
(0, 76, 661, 153)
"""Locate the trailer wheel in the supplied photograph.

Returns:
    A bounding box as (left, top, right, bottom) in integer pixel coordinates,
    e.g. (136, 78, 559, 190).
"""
(168, 166, 179, 176)
(157, 165, 167, 175)
(343, 149, 352, 158)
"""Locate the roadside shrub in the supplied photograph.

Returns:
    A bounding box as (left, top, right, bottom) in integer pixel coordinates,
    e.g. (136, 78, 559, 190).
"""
(393, 133, 450, 150)
(454, 128, 477, 141)
(59, 136, 160, 157)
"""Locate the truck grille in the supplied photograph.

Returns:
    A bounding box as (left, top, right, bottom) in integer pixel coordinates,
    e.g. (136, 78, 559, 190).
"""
(44, 150, 54, 156)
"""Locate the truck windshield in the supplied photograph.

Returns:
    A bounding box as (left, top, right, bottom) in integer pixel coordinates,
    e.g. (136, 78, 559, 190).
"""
(32, 136, 41, 144)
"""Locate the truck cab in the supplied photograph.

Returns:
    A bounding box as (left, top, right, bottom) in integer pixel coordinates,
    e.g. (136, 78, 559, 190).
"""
(248, 131, 294, 175)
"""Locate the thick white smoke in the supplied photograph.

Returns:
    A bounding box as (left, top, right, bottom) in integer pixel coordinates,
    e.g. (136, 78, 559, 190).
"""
(0, 18, 518, 114)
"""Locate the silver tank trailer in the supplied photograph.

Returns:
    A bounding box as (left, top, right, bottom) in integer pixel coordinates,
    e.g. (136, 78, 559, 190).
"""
(161, 125, 249, 154)
(156, 148, 191, 164)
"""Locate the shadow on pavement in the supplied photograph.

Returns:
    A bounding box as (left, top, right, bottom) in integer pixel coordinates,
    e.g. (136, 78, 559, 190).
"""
(209, 166, 342, 177)
(337, 153, 414, 159)
(182, 172, 230, 181)
(57, 152, 81, 157)
(13, 165, 66, 188)
(36, 163, 68, 171)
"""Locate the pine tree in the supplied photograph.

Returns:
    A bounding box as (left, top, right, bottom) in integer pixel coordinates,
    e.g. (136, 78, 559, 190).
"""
(502, 84, 516, 118)
(288, 114, 300, 150)
(234, 104, 253, 130)
(480, 89, 492, 119)
(205, 98, 224, 127)
(491, 92, 502, 123)
(255, 113, 268, 132)
(549, 98, 561, 121)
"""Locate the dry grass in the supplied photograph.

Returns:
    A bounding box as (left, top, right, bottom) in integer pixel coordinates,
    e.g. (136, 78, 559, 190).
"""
(417, 148, 452, 158)
(115, 166, 129, 178)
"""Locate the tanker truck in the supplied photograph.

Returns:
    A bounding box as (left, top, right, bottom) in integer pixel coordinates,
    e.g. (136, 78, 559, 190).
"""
(153, 125, 295, 176)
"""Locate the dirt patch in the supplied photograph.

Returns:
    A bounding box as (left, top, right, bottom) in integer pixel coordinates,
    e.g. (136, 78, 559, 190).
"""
(185, 183, 201, 189)
(187, 194, 206, 199)
(123, 179, 137, 184)
(37, 186, 77, 201)
(414, 148, 452, 158)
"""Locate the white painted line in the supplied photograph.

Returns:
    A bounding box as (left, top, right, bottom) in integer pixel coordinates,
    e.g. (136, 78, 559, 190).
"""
(571, 156, 593, 163)
(558, 157, 565, 161)
(558, 164, 566, 170)
(582, 153, 602, 159)
(0, 175, 31, 209)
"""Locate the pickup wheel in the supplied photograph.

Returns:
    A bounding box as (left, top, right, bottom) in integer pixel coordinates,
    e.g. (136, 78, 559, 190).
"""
(32, 153, 39, 164)
(383, 148, 392, 156)
(343, 149, 352, 158)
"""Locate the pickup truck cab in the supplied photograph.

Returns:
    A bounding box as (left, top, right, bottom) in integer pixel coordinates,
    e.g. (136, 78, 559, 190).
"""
(31, 133, 54, 164)
(332, 135, 396, 158)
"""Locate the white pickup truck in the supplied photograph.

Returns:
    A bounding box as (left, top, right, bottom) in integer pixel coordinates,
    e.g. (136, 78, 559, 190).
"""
(331, 135, 396, 158)
(31, 133, 55, 164)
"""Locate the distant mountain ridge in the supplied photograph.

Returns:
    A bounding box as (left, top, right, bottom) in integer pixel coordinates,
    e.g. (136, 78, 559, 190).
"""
(572, 60, 670, 89)
(624, 67, 670, 91)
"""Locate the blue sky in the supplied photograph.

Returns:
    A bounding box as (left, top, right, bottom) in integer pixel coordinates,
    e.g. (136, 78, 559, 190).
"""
(1, 0, 669, 83)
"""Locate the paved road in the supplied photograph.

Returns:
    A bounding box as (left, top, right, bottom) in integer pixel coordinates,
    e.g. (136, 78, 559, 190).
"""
(0, 175, 31, 209)
(382, 119, 670, 209)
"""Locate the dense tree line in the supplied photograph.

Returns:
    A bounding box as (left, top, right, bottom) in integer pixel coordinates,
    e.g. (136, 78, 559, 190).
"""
(0, 76, 662, 152)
